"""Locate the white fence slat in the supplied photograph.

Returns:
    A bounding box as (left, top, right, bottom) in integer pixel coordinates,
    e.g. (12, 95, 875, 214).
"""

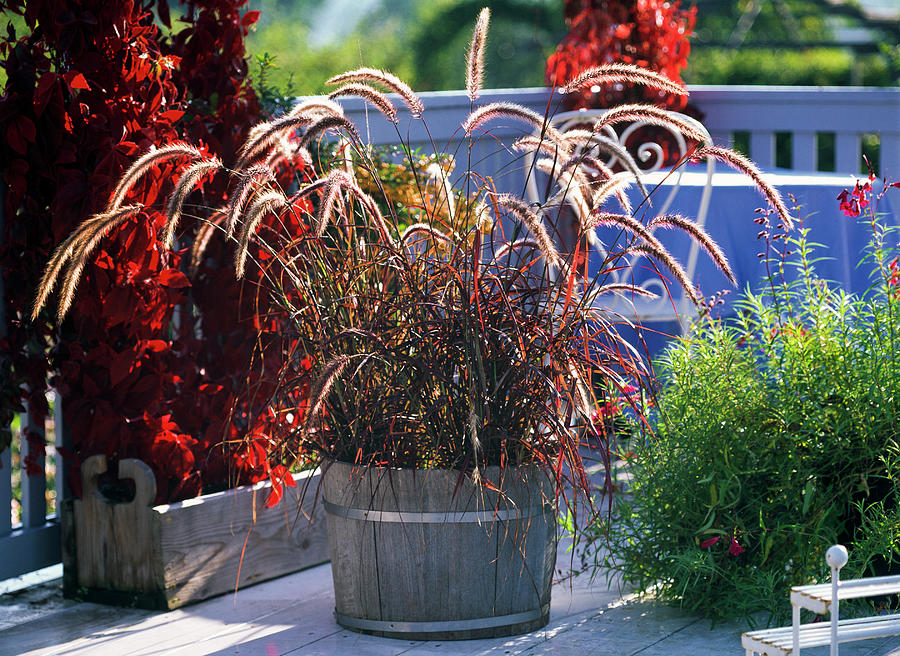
(20, 406, 47, 529)
(882, 133, 900, 180)
(709, 131, 732, 148)
(792, 131, 817, 171)
(835, 132, 862, 175)
(750, 131, 775, 169)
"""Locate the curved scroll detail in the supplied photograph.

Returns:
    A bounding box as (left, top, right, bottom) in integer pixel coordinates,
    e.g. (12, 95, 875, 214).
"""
(523, 107, 716, 330)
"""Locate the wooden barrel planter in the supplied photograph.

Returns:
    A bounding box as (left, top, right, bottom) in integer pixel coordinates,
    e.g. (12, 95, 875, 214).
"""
(322, 460, 557, 640)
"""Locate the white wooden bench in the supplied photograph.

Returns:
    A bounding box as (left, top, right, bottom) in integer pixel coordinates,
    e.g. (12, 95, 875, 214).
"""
(742, 545, 900, 655)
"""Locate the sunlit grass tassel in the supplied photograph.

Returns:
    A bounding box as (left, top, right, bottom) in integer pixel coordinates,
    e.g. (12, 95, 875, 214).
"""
(426, 162, 456, 223)
(466, 8, 490, 101)
(463, 103, 569, 156)
(55, 205, 144, 322)
(651, 214, 735, 284)
(236, 115, 314, 169)
(625, 242, 701, 306)
(595, 104, 708, 145)
(108, 143, 204, 211)
(235, 191, 288, 278)
(326, 67, 424, 117)
(562, 63, 687, 99)
(693, 145, 794, 229)
(298, 115, 361, 151)
(305, 355, 353, 432)
(287, 97, 345, 120)
(226, 165, 278, 238)
(165, 157, 222, 248)
(493, 194, 563, 271)
(329, 83, 398, 124)
(31, 205, 143, 321)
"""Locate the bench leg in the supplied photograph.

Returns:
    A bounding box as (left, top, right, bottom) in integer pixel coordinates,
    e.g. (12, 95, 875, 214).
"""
(793, 603, 800, 654)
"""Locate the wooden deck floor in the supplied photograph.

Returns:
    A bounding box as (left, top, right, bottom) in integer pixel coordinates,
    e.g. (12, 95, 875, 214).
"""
(3, 551, 900, 656)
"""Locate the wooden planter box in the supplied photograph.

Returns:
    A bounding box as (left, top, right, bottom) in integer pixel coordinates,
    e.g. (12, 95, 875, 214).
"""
(61, 455, 328, 610)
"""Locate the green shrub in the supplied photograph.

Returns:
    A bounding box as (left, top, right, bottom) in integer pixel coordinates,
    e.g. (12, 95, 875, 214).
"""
(590, 187, 900, 624)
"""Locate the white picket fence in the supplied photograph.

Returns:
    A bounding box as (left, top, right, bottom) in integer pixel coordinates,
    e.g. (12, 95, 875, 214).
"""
(2, 85, 898, 583)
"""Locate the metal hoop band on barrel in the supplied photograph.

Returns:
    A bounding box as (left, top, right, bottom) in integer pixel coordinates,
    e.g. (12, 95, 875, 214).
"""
(335, 604, 550, 634)
(323, 499, 548, 524)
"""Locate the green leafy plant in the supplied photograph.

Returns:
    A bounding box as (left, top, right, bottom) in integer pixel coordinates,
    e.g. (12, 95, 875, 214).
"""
(591, 176, 900, 624)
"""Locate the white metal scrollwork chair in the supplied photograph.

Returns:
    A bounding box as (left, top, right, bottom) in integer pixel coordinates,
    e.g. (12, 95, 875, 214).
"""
(524, 108, 716, 333)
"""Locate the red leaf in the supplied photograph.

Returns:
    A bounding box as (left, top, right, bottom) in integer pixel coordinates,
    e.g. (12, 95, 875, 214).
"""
(160, 109, 185, 123)
(34, 73, 60, 116)
(241, 10, 261, 27)
(62, 71, 90, 90)
(265, 480, 283, 507)
(156, 268, 190, 288)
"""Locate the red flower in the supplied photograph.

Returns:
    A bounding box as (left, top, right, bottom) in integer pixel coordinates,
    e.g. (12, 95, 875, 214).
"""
(729, 537, 745, 556)
(700, 536, 720, 548)
(837, 178, 873, 218)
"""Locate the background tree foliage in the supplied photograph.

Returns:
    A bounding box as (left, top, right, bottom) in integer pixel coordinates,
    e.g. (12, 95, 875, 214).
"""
(242, 0, 897, 93)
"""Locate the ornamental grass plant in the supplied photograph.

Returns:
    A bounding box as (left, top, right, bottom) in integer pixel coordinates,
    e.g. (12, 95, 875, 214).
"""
(32, 8, 791, 510)
(590, 176, 900, 624)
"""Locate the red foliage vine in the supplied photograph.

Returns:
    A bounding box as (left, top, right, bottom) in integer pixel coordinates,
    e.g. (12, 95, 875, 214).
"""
(546, 0, 697, 111)
(0, 0, 306, 503)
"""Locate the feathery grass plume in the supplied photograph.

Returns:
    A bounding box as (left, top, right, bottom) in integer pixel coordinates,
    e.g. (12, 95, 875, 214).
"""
(491, 238, 542, 263)
(563, 130, 649, 198)
(164, 157, 222, 248)
(235, 191, 289, 278)
(298, 115, 362, 152)
(314, 169, 355, 237)
(463, 102, 569, 155)
(344, 182, 396, 248)
(329, 83, 398, 124)
(594, 282, 659, 298)
(625, 242, 701, 306)
(326, 67, 424, 117)
(693, 146, 794, 229)
(305, 355, 353, 432)
(562, 63, 687, 98)
(594, 104, 708, 146)
(189, 211, 225, 277)
(567, 360, 594, 419)
(426, 162, 456, 223)
(493, 194, 562, 270)
(108, 143, 204, 211)
(466, 8, 490, 101)
(590, 173, 634, 215)
(559, 153, 633, 213)
(236, 115, 314, 169)
(651, 214, 735, 284)
(55, 205, 144, 322)
(586, 211, 667, 255)
(534, 158, 592, 221)
(400, 222, 453, 246)
(467, 407, 481, 482)
(264, 134, 299, 170)
(31, 205, 140, 320)
(287, 97, 345, 119)
(226, 165, 278, 237)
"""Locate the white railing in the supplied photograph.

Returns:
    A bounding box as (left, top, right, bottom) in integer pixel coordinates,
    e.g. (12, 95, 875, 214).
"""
(2, 85, 897, 583)
(343, 86, 900, 182)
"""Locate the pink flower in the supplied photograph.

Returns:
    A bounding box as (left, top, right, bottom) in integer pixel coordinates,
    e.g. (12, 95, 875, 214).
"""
(729, 537, 745, 556)
(700, 536, 720, 549)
